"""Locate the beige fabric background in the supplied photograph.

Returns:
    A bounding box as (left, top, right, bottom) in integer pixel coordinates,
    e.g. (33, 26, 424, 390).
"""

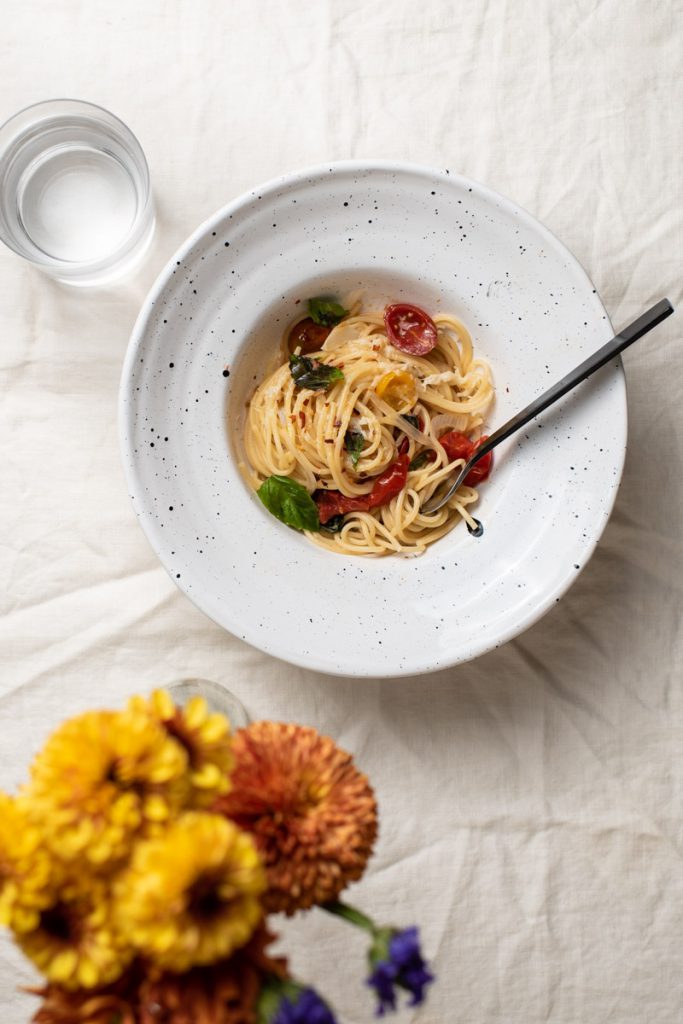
(1, 1, 682, 1021)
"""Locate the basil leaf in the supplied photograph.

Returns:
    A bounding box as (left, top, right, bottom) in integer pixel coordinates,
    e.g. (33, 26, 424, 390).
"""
(409, 451, 431, 471)
(257, 475, 320, 532)
(289, 354, 344, 392)
(322, 514, 346, 533)
(402, 414, 420, 431)
(308, 297, 349, 327)
(344, 430, 365, 468)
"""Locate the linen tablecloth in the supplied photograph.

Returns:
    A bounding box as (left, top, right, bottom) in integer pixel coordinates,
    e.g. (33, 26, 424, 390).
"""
(1, 2, 682, 1021)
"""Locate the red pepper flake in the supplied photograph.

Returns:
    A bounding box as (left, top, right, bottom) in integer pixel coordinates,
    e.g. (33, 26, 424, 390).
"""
(337, 363, 345, 368)
(299, 411, 306, 427)
(324, 439, 334, 445)
(295, 299, 301, 304)
(372, 344, 381, 351)
(289, 415, 297, 423)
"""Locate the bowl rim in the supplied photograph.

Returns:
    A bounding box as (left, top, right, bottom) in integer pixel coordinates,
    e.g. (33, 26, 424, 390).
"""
(119, 159, 626, 678)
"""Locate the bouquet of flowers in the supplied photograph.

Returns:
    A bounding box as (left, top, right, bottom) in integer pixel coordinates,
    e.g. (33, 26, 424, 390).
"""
(0, 691, 434, 1022)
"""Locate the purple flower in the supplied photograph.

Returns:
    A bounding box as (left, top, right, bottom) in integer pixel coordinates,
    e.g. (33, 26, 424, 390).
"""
(367, 926, 434, 1016)
(368, 959, 398, 1015)
(272, 987, 338, 1024)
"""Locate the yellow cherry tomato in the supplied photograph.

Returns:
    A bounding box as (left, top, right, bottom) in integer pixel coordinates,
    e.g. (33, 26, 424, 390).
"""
(375, 370, 417, 412)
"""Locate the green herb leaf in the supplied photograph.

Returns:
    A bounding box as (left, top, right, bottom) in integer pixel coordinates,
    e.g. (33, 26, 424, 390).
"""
(402, 414, 421, 431)
(289, 354, 344, 391)
(344, 429, 365, 468)
(257, 475, 320, 532)
(409, 451, 432, 471)
(322, 514, 346, 533)
(308, 297, 349, 327)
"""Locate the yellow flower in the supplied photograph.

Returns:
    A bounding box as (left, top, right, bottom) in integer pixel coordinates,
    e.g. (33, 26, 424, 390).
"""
(114, 811, 265, 972)
(18, 878, 132, 990)
(0, 793, 53, 934)
(25, 709, 189, 868)
(214, 722, 378, 915)
(128, 689, 233, 806)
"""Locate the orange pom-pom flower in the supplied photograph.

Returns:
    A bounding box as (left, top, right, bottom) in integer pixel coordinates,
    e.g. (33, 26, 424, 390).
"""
(214, 722, 377, 915)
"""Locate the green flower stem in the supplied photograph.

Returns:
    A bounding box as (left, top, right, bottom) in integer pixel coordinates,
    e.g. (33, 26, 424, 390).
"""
(257, 976, 303, 1024)
(322, 899, 376, 933)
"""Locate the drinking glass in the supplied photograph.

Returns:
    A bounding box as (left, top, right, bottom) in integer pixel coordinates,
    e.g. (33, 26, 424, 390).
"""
(0, 99, 155, 286)
(166, 678, 250, 730)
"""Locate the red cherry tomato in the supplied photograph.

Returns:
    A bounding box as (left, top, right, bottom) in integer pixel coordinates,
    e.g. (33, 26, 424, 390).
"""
(314, 490, 370, 525)
(438, 430, 474, 462)
(384, 304, 438, 355)
(439, 431, 493, 485)
(367, 454, 410, 507)
(288, 317, 331, 355)
(314, 454, 410, 524)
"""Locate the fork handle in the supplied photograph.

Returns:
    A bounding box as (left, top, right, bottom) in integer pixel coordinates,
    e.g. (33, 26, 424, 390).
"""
(421, 298, 674, 515)
(469, 298, 673, 465)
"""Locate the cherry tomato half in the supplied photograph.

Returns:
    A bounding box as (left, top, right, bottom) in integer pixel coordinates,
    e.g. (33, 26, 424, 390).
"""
(375, 370, 418, 412)
(384, 304, 438, 355)
(439, 431, 493, 485)
(287, 317, 331, 355)
(315, 490, 371, 525)
(367, 453, 410, 507)
(314, 454, 410, 524)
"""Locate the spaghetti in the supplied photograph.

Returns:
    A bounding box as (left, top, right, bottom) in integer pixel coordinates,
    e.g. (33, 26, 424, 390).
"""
(242, 301, 495, 556)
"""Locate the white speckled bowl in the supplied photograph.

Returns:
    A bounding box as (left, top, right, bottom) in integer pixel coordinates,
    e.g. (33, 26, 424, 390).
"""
(119, 161, 626, 678)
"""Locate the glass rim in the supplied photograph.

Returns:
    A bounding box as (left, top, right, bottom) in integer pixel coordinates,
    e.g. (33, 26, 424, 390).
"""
(0, 97, 153, 273)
